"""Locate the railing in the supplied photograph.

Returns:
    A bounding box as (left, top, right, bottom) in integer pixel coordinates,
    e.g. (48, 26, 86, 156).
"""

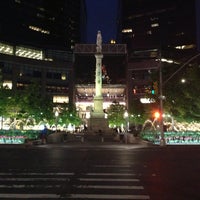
(74, 44, 127, 54)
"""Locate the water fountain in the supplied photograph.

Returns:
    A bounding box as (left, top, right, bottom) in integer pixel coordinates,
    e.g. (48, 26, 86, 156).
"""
(141, 116, 200, 145)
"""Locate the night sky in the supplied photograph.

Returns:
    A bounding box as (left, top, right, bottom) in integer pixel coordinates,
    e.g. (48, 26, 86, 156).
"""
(85, 0, 118, 44)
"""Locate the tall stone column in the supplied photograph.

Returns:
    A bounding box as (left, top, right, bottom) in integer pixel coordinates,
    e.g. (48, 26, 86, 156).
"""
(93, 53, 104, 117)
(89, 31, 109, 132)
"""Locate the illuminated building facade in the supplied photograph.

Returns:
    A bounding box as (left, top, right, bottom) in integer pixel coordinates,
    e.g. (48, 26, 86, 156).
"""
(121, 0, 196, 52)
(120, 0, 198, 111)
(0, 42, 74, 104)
(0, 0, 86, 50)
(75, 84, 126, 121)
(0, 0, 86, 106)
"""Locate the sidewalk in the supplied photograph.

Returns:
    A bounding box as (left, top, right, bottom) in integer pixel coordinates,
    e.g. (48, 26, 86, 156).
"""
(0, 134, 153, 148)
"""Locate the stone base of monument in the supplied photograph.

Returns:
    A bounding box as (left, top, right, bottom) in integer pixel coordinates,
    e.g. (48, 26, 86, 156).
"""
(88, 112, 110, 134)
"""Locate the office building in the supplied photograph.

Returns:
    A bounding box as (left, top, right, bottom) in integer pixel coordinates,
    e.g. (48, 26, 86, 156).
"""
(0, 0, 87, 106)
(120, 0, 198, 111)
(0, 0, 86, 50)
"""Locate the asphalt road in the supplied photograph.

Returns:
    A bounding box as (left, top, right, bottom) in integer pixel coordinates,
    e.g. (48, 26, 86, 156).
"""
(0, 142, 199, 200)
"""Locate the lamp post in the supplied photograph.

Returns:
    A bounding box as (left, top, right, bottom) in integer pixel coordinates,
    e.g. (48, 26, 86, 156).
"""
(124, 110, 129, 144)
(159, 52, 166, 146)
(55, 110, 59, 132)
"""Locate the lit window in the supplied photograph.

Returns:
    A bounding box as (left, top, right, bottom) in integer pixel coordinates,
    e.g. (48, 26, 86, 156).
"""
(53, 96, 69, 103)
(61, 73, 66, 80)
(29, 25, 50, 34)
(151, 23, 159, 27)
(175, 44, 195, 49)
(110, 39, 116, 44)
(15, 46, 43, 60)
(122, 28, 133, 33)
(3, 81, 12, 89)
(0, 43, 14, 55)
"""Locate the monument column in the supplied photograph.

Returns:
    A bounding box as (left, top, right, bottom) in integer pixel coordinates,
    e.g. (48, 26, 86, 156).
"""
(93, 53, 104, 116)
(89, 31, 109, 132)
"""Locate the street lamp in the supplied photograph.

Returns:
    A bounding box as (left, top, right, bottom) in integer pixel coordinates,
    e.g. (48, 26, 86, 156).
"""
(124, 110, 129, 144)
(55, 110, 59, 132)
(159, 52, 166, 146)
(124, 110, 129, 131)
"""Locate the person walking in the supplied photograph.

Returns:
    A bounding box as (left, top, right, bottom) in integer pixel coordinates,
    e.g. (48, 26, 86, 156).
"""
(41, 125, 48, 144)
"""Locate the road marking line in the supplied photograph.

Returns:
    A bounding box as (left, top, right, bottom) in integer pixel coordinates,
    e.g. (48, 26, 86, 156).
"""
(0, 194, 60, 198)
(0, 184, 61, 188)
(79, 178, 139, 182)
(85, 173, 136, 176)
(0, 184, 144, 190)
(0, 193, 150, 199)
(69, 194, 150, 199)
(0, 177, 67, 181)
(76, 185, 144, 189)
(94, 165, 132, 168)
(0, 172, 74, 175)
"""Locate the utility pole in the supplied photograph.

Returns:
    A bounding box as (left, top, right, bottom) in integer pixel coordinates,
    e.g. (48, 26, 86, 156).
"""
(159, 51, 166, 146)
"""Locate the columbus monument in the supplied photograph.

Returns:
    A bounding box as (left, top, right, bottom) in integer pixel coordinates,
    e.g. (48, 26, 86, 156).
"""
(89, 31, 109, 132)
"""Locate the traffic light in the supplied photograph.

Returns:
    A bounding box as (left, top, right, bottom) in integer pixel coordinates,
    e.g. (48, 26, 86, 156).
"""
(152, 81, 158, 94)
(133, 88, 137, 94)
(153, 111, 160, 119)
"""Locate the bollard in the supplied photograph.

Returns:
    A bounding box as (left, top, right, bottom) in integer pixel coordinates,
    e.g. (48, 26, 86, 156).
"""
(81, 136, 84, 143)
(124, 133, 128, 144)
(101, 137, 104, 143)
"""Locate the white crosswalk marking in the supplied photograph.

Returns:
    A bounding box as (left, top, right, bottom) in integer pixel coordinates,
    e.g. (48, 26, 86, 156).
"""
(86, 172, 136, 176)
(0, 171, 150, 199)
(76, 185, 144, 189)
(79, 178, 140, 182)
(0, 193, 60, 198)
(0, 193, 150, 199)
(69, 194, 149, 199)
(0, 172, 74, 175)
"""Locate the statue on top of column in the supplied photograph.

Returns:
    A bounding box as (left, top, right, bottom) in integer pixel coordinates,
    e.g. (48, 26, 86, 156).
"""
(96, 30, 102, 53)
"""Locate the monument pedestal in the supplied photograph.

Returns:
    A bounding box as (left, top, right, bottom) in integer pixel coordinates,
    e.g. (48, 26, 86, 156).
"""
(89, 115, 109, 133)
(89, 97, 109, 133)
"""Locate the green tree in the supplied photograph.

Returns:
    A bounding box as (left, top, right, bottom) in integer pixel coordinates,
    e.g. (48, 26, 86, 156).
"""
(58, 103, 82, 127)
(0, 89, 25, 129)
(107, 101, 126, 128)
(164, 63, 200, 121)
(21, 82, 54, 124)
(0, 87, 12, 118)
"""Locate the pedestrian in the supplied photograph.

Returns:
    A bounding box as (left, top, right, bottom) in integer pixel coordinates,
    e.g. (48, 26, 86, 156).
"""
(40, 125, 48, 144)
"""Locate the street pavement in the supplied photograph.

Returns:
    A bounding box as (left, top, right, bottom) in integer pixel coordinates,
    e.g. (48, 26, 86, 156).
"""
(0, 137, 200, 200)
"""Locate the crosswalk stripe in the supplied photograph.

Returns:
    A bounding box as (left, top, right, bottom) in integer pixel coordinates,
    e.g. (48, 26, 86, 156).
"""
(68, 194, 150, 199)
(0, 177, 67, 181)
(0, 172, 74, 175)
(0, 193, 150, 199)
(0, 177, 139, 182)
(0, 193, 59, 198)
(0, 184, 61, 188)
(85, 172, 136, 176)
(79, 178, 139, 182)
(0, 171, 150, 199)
(94, 165, 132, 168)
(76, 185, 144, 189)
(0, 184, 144, 190)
